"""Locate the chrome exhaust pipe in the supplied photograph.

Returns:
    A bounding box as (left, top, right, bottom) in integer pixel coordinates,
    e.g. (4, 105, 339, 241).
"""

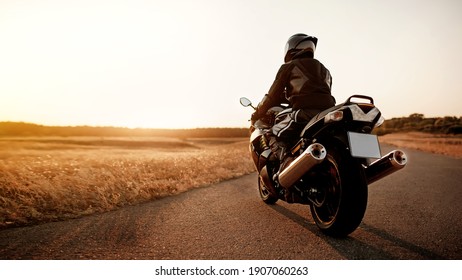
(366, 150, 407, 184)
(279, 143, 326, 188)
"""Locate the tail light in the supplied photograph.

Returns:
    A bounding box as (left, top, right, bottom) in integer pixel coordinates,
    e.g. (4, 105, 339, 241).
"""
(324, 111, 344, 123)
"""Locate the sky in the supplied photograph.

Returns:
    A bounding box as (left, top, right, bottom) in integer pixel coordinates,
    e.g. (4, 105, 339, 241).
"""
(1, 0, 461, 129)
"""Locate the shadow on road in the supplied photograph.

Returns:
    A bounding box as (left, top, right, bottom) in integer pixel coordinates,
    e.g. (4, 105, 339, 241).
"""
(359, 223, 446, 260)
(269, 204, 446, 260)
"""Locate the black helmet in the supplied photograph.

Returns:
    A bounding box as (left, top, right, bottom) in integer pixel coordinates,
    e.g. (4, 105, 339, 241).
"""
(284, 33, 318, 62)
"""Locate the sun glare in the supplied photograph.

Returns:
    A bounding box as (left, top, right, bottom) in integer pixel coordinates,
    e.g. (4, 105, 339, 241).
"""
(1, 0, 461, 129)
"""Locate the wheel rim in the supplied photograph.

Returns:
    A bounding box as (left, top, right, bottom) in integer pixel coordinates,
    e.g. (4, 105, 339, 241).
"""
(311, 157, 342, 227)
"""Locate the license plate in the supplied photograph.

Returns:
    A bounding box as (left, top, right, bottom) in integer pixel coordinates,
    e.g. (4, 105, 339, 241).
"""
(347, 132, 381, 159)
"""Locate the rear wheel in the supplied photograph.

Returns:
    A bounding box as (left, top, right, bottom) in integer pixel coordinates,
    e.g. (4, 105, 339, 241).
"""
(309, 146, 368, 237)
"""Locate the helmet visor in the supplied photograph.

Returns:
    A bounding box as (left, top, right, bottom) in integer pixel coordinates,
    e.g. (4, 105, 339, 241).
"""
(294, 40, 316, 53)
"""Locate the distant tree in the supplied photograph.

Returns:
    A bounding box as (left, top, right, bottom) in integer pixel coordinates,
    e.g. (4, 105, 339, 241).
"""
(409, 113, 424, 122)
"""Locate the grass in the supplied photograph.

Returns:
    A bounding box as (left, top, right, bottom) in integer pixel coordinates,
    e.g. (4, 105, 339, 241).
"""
(379, 132, 462, 159)
(1, 132, 459, 229)
(0, 137, 255, 228)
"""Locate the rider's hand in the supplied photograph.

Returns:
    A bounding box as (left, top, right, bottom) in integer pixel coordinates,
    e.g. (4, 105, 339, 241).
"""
(250, 111, 261, 125)
(251, 111, 260, 124)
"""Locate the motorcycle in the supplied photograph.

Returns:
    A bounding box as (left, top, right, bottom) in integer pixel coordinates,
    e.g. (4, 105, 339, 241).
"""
(240, 95, 407, 237)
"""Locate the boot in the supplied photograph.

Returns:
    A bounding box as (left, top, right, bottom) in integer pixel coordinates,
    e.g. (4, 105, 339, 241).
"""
(268, 135, 285, 163)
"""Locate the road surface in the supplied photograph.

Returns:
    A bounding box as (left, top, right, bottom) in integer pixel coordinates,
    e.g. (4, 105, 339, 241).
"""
(1, 145, 461, 259)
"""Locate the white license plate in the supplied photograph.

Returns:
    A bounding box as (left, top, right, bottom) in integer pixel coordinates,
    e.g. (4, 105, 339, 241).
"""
(347, 132, 381, 159)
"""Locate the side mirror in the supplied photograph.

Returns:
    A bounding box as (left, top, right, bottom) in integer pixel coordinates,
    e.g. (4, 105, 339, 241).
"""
(240, 97, 254, 108)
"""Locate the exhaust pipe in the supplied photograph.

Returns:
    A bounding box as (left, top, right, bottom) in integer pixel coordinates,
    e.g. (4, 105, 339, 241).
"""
(366, 150, 407, 184)
(279, 143, 326, 188)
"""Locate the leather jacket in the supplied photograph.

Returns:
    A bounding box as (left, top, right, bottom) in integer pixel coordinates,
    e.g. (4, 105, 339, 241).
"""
(255, 50, 335, 118)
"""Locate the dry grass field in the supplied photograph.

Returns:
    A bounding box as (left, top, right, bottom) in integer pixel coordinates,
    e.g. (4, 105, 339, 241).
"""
(0, 137, 254, 228)
(1, 132, 460, 229)
(379, 132, 462, 159)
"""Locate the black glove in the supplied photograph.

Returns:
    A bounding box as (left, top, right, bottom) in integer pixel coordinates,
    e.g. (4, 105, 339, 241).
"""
(251, 111, 258, 122)
(251, 109, 262, 124)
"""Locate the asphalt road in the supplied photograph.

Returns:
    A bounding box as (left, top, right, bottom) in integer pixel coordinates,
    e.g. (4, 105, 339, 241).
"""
(1, 145, 461, 260)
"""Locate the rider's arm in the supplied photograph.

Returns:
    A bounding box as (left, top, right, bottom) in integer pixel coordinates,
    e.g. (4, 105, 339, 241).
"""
(255, 63, 292, 118)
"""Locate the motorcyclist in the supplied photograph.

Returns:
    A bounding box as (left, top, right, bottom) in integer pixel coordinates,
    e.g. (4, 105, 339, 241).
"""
(252, 33, 336, 170)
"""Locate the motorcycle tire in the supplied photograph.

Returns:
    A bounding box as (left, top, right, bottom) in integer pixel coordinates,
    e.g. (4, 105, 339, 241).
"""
(309, 144, 368, 237)
(258, 174, 278, 204)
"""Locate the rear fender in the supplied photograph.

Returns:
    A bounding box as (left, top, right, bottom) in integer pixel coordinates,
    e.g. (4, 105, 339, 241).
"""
(319, 134, 349, 152)
(320, 134, 369, 167)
